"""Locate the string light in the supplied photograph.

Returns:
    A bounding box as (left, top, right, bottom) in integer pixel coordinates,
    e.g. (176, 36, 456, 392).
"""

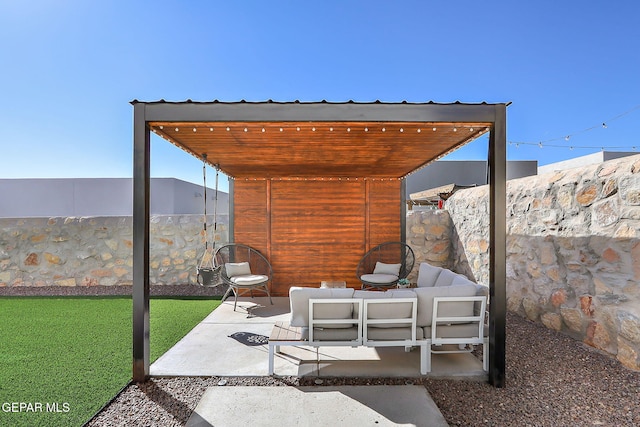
(510, 141, 637, 151)
(510, 104, 640, 149)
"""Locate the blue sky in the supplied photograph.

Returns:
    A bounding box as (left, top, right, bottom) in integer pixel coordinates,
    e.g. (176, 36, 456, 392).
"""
(1, 0, 639, 192)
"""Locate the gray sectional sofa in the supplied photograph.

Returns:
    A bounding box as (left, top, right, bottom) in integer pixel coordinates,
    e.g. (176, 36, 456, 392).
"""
(268, 263, 489, 375)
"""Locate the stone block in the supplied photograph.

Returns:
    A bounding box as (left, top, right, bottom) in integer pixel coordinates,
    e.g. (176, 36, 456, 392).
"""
(0, 271, 11, 284)
(593, 322, 612, 351)
(592, 198, 619, 228)
(576, 184, 598, 206)
(550, 289, 567, 307)
(44, 253, 64, 267)
(633, 242, 640, 281)
(541, 312, 562, 331)
(507, 295, 523, 313)
(618, 311, 640, 344)
(90, 269, 112, 277)
(580, 295, 594, 316)
(561, 307, 583, 332)
(30, 234, 47, 243)
(522, 297, 540, 321)
(616, 338, 640, 371)
(546, 267, 561, 282)
(24, 253, 39, 266)
(113, 267, 129, 278)
(601, 247, 620, 263)
(55, 278, 76, 287)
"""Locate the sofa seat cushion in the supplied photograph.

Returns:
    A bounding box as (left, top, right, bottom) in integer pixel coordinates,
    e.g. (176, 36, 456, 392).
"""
(414, 284, 478, 327)
(360, 273, 398, 284)
(422, 323, 488, 339)
(366, 326, 423, 341)
(304, 326, 360, 341)
(416, 263, 443, 287)
(289, 287, 355, 327)
(229, 274, 268, 286)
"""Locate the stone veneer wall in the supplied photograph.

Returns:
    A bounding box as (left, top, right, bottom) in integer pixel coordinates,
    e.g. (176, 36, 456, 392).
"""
(439, 154, 640, 370)
(0, 215, 228, 288)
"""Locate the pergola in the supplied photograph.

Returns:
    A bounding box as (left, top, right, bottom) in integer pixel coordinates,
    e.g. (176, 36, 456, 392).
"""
(131, 100, 508, 387)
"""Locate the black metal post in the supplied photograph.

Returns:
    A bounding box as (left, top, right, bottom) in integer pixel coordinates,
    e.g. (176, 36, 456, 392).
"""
(132, 103, 150, 382)
(488, 104, 507, 387)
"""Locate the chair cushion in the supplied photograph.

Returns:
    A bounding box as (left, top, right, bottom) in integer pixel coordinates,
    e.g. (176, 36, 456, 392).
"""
(414, 284, 477, 327)
(360, 273, 398, 284)
(229, 274, 267, 286)
(373, 262, 402, 276)
(416, 262, 443, 287)
(289, 287, 354, 327)
(225, 262, 252, 277)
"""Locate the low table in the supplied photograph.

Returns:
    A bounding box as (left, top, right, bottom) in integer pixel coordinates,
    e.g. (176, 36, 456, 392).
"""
(320, 281, 347, 288)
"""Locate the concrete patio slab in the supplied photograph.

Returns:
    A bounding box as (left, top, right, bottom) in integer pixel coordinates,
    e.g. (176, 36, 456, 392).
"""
(186, 385, 448, 427)
(150, 296, 487, 380)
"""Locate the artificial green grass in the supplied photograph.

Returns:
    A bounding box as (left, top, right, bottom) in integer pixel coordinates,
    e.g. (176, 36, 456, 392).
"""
(0, 297, 220, 427)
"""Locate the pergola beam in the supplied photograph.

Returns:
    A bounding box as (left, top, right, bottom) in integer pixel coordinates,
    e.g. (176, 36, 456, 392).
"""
(137, 100, 500, 123)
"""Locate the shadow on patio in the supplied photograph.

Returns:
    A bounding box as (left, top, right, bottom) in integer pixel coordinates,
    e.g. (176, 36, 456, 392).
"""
(150, 296, 487, 380)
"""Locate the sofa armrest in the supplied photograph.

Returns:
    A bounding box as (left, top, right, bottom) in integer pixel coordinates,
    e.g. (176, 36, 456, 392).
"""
(431, 296, 487, 345)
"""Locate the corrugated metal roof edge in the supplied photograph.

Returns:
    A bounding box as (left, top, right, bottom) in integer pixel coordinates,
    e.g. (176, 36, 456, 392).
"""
(130, 99, 511, 106)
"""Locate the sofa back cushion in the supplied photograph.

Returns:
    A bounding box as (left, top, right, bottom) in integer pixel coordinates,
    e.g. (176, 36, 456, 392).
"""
(289, 287, 354, 327)
(352, 289, 417, 319)
(433, 269, 460, 287)
(416, 262, 443, 287)
(414, 284, 477, 327)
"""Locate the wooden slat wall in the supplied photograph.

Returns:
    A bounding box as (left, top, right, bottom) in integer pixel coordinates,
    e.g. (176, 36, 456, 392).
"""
(367, 180, 402, 249)
(233, 181, 269, 256)
(233, 179, 402, 296)
(270, 180, 365, 295)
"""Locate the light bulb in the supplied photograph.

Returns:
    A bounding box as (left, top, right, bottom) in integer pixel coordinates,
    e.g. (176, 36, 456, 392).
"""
(226, 127, 230, 131)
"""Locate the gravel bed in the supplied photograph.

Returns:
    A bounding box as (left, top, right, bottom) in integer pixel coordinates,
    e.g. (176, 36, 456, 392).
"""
(4, 286, 639, 426)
